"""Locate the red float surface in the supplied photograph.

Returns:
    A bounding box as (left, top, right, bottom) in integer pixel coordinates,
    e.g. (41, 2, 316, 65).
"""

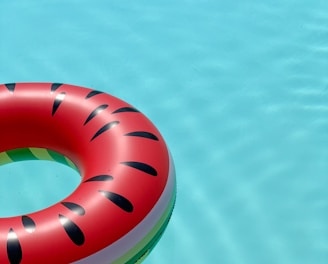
(0, 83, 169, 263)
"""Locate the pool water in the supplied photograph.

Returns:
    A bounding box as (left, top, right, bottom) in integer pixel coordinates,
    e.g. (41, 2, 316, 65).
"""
(1, 1, 328, 263)
(0, 160, 80, 217)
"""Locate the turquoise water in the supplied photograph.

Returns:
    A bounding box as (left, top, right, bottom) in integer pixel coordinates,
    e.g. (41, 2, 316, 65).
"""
(1, 1, 328, 263)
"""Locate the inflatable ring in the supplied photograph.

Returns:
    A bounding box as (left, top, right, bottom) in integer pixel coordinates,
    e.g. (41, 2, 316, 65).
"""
(0, 83, 175, 264)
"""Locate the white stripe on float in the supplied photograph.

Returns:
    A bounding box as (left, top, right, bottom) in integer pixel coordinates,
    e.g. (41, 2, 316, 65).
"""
(73, 152, 176, 264)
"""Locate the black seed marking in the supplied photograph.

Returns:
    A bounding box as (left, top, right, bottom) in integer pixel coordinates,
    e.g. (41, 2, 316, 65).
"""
(121, 161, 157, 176)
(124, 131, 159, 141)
(22, 216, 36, 233)
(5, 83, 15, 93)
(112, 107, 139, 114)
(84, 104, 109, 125)
(51, 83, 63, 92)
(91, 121, 119, 141)
(99, 190, 133, 212)
(52, 92, 66, 116)
(84, 175, 113, 182)
(85, 90, 103, 99)
(59, 214, 85, 246)
(7, 228, 22, 264)
(61, 202, 85, 216)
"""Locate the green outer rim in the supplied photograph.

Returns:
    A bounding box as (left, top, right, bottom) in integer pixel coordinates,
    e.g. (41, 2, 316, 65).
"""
(0, 147, 78, 171)
(113, 183, 176, 264)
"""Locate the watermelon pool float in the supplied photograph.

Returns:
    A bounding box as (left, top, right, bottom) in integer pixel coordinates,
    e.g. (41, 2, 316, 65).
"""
(0, 83, 176, 264)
